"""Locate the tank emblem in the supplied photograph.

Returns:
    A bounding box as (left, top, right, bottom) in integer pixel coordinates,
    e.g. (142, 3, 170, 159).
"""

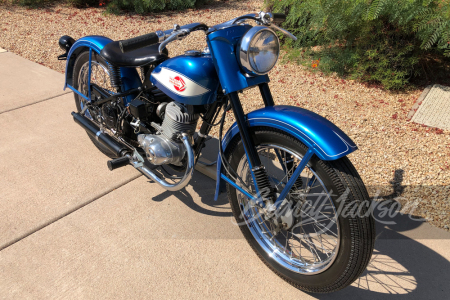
(169, 76, 186, 92)
(152, 67, 210, 97)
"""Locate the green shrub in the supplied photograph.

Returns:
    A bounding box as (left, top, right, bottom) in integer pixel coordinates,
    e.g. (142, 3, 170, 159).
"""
(8, 0, 209, 11)
(6, 0, 97, 7)
(66, 0, 99, 7)
(268, 0, 450, 89)
(106, 0, 210, 14)
(9, 0, 54, 6)
(7, 0, 100, 7)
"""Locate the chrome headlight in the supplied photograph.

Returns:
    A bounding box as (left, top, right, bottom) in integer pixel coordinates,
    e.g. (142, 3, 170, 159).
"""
(238, 26, 280, 76)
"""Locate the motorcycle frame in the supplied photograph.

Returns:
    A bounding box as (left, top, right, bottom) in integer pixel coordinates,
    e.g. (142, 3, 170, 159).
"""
(63, 30, 358, 208)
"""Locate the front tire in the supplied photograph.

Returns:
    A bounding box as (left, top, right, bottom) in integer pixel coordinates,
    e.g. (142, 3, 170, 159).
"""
(225, 128, 375, 293)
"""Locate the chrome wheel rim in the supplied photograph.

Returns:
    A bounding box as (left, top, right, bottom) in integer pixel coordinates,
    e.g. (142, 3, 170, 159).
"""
(235, 144, 340, 274)
(77, 60, 115, 119)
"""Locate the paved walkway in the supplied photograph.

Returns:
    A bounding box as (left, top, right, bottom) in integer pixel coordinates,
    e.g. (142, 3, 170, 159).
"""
(410, 84, 450, 130)
(0, 50, 449, 299)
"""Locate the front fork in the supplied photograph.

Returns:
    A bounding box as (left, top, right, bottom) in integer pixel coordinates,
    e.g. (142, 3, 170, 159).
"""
(227, 83, 314, 210)
(228, 89, 274, 203)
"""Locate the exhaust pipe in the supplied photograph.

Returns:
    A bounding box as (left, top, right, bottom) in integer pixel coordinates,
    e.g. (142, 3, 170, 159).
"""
(71, 112, 130, 157)
(72, 112, 194, 191)
(130, 133, 195, 191)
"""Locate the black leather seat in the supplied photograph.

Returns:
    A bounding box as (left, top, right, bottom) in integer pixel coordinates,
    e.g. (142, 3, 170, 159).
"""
(100, 41, 168, 67)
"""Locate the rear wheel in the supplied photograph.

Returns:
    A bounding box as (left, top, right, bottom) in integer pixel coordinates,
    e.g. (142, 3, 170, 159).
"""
(225, 128, 375, 293)
(72, 51, 117, 158)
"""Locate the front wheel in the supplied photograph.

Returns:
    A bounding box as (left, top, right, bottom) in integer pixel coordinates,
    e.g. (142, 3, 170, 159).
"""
(225, 128, 375, 293)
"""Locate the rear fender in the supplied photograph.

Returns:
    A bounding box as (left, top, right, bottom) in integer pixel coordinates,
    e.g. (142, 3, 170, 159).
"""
(214, 105, 357, 200)
(63, 36, 141, 102)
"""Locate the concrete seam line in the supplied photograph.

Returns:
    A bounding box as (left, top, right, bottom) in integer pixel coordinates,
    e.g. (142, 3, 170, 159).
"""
(0, 92, 71, 115)
(0, 173, 143, 252)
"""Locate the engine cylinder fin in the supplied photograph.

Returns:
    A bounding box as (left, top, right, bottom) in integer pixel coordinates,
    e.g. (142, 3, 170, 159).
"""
(165, 102, 198, 124)
(160, 102, 199, 140)
(161, 117, 197, 140)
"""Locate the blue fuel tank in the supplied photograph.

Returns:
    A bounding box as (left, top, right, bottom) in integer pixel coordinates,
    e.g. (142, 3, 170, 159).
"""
(150, 54, 220, 106)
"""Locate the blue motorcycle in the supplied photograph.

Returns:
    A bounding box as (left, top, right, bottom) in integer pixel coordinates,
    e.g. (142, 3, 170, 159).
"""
(58, 12, 374, 293)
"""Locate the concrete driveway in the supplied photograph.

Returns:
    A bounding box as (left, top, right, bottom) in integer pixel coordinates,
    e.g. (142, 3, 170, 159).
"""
(1, 49, 449, 299)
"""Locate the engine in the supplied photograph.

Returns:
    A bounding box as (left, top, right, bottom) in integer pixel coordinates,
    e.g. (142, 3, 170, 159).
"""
(101, 102, 119, 129)
(137, 102, 199, 166)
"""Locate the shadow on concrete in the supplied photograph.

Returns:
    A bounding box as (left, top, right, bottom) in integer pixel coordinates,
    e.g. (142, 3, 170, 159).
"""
(314, 215, 450, 299)
(150, 171, 232, 218)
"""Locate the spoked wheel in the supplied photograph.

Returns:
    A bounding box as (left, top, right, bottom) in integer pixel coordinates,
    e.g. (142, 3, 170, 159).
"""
(72, 51, 118, 158)
(225, 128, 375, 293)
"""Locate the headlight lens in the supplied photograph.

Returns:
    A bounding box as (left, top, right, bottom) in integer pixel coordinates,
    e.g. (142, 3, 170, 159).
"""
(239, 27, 280, 76)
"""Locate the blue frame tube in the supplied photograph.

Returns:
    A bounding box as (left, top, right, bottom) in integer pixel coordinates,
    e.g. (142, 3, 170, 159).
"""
(275, 149, 314, 209)
(274, 149, 287, 174)
(220, 173, 256, 201)
(67, 84, 89, 101)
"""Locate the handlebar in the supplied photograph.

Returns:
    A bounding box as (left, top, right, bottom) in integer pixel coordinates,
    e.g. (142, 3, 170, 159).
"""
(118, 13, 294, 54)
(119, 23, 208, 54)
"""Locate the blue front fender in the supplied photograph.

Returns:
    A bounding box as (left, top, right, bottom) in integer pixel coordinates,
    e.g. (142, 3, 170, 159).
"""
(214, 105, 357, 200)
(63, 35, 141, 103)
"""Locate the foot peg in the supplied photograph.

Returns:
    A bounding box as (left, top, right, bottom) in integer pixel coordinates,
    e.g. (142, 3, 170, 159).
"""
(107, 156, 130, 171)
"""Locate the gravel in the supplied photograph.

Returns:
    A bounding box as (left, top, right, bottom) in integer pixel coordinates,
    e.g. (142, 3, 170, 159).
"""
(1, 0, 449, 231)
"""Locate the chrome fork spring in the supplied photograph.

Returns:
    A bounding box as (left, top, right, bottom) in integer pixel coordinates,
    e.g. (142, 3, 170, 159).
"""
(252, 167, 274, 199)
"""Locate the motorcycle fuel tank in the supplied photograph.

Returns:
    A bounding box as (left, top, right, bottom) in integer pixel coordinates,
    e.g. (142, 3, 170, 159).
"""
(150, 54, 220, 106)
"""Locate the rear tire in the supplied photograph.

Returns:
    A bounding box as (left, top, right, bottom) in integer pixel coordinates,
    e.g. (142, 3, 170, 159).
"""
(72, 51, 117, 158)
(225, 127, 375, 293)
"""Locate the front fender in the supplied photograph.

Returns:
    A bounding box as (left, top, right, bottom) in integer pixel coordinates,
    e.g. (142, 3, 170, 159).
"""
(214, 105, 357, 200)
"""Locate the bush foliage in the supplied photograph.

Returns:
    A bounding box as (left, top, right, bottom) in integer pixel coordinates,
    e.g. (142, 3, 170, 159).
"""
(5, 0, 98, 7)
(268, 0, 450, 89)
(106, 0, 210, 14)
(7, 0, 209, 12)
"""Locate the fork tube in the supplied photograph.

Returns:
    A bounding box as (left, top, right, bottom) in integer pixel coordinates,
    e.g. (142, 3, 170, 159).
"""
(259, 83, 274, 107)
(228, 92, 262, 169)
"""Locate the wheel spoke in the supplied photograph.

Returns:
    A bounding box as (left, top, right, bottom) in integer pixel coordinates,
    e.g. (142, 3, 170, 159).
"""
(235, 143, 340, 275)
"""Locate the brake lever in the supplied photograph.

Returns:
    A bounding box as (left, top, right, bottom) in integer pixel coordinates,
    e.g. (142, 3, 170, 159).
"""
(269, 23, 298, 41)
(158, 33, 179, 54)
(255, 11, 298, 41)
(158, 27, 190, 54)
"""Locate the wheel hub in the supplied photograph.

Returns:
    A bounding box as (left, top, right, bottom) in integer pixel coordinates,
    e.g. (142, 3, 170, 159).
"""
(260, 197, 296, 230)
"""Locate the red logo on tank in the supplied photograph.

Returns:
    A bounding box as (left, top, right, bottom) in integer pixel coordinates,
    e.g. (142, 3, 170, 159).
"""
(169, 76, 186, 92)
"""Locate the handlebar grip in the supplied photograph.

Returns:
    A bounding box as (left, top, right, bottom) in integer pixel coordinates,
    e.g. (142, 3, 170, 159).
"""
(119, 32, 160, 53)
(272, 13, 287, 24)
